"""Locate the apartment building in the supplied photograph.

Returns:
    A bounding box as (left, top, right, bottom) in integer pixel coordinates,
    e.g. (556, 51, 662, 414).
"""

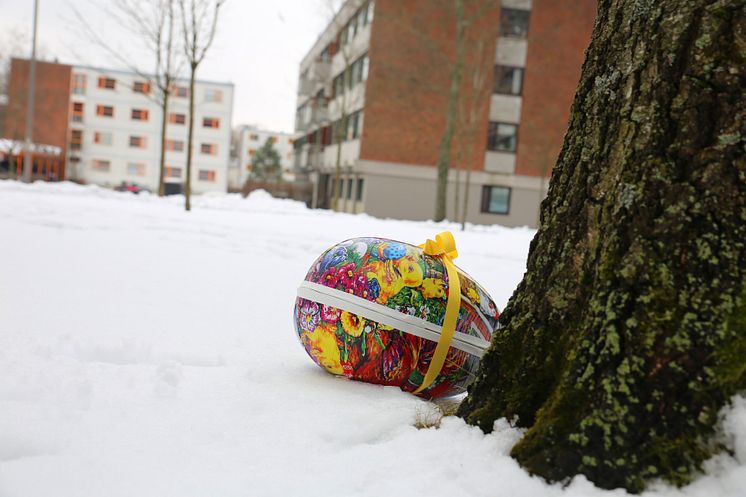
(293, 0, 596, 227)
(5, 58, 234, 194)
(229, 124, 295, 190)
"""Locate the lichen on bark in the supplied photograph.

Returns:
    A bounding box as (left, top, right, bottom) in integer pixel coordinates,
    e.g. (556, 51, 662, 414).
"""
(458, 0, 746, 492)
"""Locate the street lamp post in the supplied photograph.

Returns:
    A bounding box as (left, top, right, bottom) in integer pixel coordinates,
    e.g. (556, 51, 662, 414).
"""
(23, 0, 39, 183)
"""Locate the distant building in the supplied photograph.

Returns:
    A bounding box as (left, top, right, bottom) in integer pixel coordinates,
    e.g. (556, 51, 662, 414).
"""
(294, 0, 596, 227)
(229, 124, 294, 190)
(4, 58, 234, 194)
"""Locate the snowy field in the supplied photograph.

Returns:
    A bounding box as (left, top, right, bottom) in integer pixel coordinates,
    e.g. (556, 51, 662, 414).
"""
(0, 180, 744, 497)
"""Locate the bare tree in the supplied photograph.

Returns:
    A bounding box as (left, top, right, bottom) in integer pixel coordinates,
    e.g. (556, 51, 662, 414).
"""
(71, 0, 181, 195)
(457, 37, 491, 230)
(178, 0, 225, 211)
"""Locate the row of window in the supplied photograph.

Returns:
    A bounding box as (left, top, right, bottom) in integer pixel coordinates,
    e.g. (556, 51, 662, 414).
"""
(339, 1, 375, 48)
(70, 129, 219, 155)
(329, 176, 365, 202)
(332, 53, 369, 98)
(72, 74, 224, 102)
(247, 133, 293, 145)
(302, 109, 364, 147)
(90, 160, 217, 182)
(70, 102, 221, 128)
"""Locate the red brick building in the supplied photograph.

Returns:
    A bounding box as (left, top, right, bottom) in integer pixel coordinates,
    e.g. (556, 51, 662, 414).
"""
(294, 0, 596, 227)
(3, 58, 72, 179)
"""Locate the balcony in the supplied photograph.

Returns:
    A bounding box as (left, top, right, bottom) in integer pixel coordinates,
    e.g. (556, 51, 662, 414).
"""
(295, 97, 330, 133)
(298, 58, 331, 96)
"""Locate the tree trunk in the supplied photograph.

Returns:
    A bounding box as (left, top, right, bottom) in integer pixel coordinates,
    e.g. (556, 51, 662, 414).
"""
(434, 0, 465, 222)
(185, 65, 196, 211)
(158, 88, 170, 197)
(459, 0, 746, 492)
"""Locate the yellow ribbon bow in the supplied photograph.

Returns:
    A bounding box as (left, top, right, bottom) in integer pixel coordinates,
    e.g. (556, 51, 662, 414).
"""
(413, 231, 461, 394)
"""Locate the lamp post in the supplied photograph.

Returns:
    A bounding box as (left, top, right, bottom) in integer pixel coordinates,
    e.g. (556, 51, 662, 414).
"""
(23, 0, 39, 183)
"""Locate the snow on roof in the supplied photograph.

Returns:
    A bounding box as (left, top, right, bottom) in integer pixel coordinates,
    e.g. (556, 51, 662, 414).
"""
(0, 138, 62, 156)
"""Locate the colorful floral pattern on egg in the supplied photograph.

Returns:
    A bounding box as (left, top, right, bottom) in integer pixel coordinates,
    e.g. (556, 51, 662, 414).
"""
(296, 238, 499, 398)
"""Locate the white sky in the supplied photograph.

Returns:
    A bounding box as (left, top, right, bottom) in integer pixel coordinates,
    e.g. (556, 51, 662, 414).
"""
(0, 0, 334, 133)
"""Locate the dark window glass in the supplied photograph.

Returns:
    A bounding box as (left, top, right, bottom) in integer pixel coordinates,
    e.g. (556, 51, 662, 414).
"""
(481, 186, 511, 214)
(356, 178, 364, 201)
(493, 65, 524, 95)
(487, 122, 518, 152)
(500, 8, 530, 38)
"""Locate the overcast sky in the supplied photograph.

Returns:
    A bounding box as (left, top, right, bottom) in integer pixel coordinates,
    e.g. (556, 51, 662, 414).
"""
(1, 0, 334, 133)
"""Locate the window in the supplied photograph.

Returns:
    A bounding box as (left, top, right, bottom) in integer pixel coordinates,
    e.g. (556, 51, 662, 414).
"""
(346, 178, 354, 199)
(205, 88, 223, 102)
(500, 8, 530, 38)
(288, 138, 293, 145)
(487, 122, 518, 152)
(96, 105, 114, 117)
(270, 136, 278, 144)
(493, 65, 524, 95)
(166, 166, 182, 178)
(133, 81, 150, 94)
(129, 136, 146, 148)
(333, 73, 345, 97)
(173, 85, 188, 97)
(168, 112, 186, 124)
(94, 131, 112, 145)
(356, 178, 364, 201)
(72, 102, 84, 122)
(198, 169, 216, 182)
(92, 159, 111, 172)
(481, 185, 511, 214)
(203, 117, 220, 129)
(127, 162, 145, 176)
(97, 77, 116, 89)
(72, 74, 86, 95)
(166, 139, 184, 151)
(131, 108, 149, 121)
(248, 148, 254, 156)
(70, 130, 83, 150)
(249, 133, 259, 140)
(361, 54, 369, 82)
(346, 110, 363, 140)
(201, 143, 217, 155)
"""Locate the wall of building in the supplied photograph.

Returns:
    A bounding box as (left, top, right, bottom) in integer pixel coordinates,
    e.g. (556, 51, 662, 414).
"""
(515, 0, 597, 177)
(231, 125, 295, 190)
(68, 66, 233, 193)
(5, 58, 72, 152)
(355, 160, 544, 227)
(360, 0, 501, 172)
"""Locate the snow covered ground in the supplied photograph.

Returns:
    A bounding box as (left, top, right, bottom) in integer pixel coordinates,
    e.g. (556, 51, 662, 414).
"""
(0, 180, 744, 497)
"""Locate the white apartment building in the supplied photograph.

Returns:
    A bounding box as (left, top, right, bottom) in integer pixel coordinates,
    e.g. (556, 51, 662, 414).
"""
(228, 124, 295, 190)
(67, 65, 234, 194)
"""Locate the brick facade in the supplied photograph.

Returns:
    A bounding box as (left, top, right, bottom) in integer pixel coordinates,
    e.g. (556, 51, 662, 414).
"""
(361, 0, 501, 171)
(515, 0, 597, 177)
(5, 58, 72, 151)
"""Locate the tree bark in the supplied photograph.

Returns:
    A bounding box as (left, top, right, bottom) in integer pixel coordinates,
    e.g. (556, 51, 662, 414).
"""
(158, 89, 170, 197)
(459, 0, 746, 492)
(185, 64, 196, 211)
(434, 0, 465, 222)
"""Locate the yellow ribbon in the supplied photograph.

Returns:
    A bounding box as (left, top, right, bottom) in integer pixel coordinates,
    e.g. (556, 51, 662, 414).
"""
(413, 231, 461, 394)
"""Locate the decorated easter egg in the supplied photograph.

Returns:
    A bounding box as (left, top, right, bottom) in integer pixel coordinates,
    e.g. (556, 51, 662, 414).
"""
(294, 233, 499, 399)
